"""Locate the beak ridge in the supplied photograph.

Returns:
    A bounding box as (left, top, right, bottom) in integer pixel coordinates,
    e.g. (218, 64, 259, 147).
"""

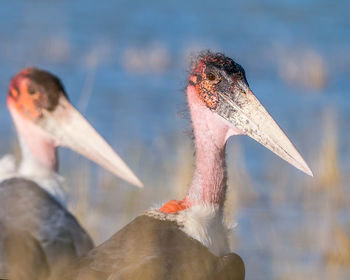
(217, 83, 313, 177)
(39, 96, 143, 188)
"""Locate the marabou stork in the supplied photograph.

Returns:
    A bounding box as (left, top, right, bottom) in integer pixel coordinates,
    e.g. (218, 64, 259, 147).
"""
(53, 51, 312, 280)
(0, 68, 142, 280)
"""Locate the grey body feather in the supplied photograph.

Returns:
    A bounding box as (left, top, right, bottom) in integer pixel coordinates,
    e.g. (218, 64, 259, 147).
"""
(0, 178, 94, 279)
(53, 215, 244, 280)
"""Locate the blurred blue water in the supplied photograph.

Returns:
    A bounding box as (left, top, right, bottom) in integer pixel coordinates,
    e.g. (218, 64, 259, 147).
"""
(0, 0, 349, 279)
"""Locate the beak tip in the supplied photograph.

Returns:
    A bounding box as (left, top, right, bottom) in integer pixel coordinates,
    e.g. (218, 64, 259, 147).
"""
(135, 180, 144, 188)
(306, 168, 314, 177)
(127, 175, 144, 188)
(300, 162, 313, 177)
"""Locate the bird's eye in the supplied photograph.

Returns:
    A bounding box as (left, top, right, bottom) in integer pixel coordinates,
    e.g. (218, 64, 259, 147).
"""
(207, 72, 216, 81)
(28, 86, 36, 95)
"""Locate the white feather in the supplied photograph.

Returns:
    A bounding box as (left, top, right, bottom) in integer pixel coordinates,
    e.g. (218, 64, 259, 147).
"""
(0, 153, 67, 207)
(146, 204, 234, 256)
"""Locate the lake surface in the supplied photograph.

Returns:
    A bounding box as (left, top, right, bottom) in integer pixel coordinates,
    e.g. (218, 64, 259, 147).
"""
(0, 1, 349, 279)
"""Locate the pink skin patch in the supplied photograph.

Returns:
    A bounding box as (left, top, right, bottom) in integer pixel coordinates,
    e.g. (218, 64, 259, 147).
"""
(8, 98, 58, 171)
(160, 83, 243, 214)
(7, 72, 60, 172)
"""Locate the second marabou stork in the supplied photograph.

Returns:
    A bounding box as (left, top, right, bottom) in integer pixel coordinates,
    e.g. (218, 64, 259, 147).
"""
(0, 68, 142, 280)
(54, 51, 312, 280)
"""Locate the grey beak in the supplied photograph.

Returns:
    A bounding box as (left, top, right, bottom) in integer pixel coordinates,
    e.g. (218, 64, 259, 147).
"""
(216, 81, 313, 176)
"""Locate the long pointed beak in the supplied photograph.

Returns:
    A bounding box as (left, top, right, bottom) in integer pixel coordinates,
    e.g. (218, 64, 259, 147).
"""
(37, 96, 143, 187)
(216, 81, 313, 176)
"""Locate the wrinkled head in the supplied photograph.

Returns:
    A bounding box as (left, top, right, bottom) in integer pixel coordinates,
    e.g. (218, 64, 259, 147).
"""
(188, 51, 312, 176)
(8, 68, 67, 121)
(7, 68, 143, 187)
(189, 52, 248, 110)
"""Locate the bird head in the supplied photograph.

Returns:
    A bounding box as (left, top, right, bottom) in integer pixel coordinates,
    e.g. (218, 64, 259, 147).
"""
(188, 52, 312, 176)
(7, 68, 143, 187)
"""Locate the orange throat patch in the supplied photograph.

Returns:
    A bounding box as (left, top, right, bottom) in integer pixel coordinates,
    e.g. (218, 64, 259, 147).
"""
(159, 199, 190, 214)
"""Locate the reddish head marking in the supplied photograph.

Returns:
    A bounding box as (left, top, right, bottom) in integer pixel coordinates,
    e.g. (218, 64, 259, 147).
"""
(189, 53, 244, 111)
(7, 68, 66, 121)
(188, 53, 247, 112)
(8, 68, 41, 120)
(189, 61, 219, 110)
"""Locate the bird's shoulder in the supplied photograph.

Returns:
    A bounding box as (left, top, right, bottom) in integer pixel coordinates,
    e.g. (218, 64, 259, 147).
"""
(54, 215, 244, 280)
(0, 177, 94, 261)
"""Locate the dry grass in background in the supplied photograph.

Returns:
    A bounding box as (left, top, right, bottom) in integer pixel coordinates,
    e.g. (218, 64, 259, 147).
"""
(60, 107, 350, 280)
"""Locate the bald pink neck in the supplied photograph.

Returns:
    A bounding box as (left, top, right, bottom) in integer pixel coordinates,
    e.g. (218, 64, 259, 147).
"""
(183, 86, 231, 208)
(159, 85, 243, 213)
(8, 100, 58, 172)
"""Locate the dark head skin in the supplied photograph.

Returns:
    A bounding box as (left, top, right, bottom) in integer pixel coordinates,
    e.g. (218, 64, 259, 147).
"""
(8, 68, 67, 121)
(189, 52, 248, 110)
